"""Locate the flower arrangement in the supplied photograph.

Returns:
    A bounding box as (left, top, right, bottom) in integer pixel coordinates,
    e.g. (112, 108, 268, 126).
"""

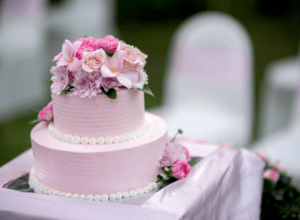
(51, 35, 153, 99)
(156, 130, 200, 189)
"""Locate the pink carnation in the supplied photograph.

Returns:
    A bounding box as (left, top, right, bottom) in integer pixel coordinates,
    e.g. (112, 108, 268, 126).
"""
(50, 66, 75, 95)
(38, 102, 53, 123)
(75, 36, 98, 60)
(159, 155, 173, 167)
(182, 146, 191, 162)
(96, 35, 121, 51)
(72, 69, 101, 98)
(263, 168, 280, 182)
(172, 160, 191, 180)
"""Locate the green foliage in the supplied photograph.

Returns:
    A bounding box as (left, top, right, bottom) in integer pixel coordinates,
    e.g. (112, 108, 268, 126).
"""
(261, 172, 300, 219)
(27, 119, 41, 124)
(138, 84, 155, 97)
(188, 157, 201, 167)
(105, 50, 115, 56)
(60, 85, 74, 96)
(100, 87, 117, 99)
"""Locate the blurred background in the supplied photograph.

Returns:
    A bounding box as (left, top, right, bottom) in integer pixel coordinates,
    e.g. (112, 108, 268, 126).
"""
(0, 0, 299, 182)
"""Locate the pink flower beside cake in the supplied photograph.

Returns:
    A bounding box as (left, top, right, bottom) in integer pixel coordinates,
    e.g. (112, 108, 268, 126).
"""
(29, 36, 190, 201)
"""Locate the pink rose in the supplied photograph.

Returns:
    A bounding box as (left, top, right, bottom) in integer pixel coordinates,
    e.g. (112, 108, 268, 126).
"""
(38, 102, 53, 123)
(81, 49, 106, 72)
(263, 168, 279, 182)
(172, 160, 191, 180)
(117, 42, 147, 71)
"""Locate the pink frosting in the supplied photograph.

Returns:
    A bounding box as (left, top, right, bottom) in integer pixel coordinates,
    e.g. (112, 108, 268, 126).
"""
(52, 89, 145, 138)
(31, 113, 168, 195)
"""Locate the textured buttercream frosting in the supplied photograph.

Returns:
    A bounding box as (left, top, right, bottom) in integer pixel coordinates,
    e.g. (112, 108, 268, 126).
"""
(31, 112, 168, 196)
(52, 89, 146, 138)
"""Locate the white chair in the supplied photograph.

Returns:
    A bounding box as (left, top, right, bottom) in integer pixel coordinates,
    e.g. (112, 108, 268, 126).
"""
(0, 0, 47, 122)
(149, 11, 254, 148)
(252, 79, 300, 186)
(259, 54, 300, 138)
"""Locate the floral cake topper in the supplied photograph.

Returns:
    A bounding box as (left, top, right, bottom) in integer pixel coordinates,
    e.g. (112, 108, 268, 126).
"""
(51, 35, 153, 99)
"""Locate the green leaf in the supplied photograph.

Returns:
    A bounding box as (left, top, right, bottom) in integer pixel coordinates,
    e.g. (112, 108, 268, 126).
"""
(105, 50, 115, 56)
(60, 85, 74, 96)
(138, 84, 155, 97)
(263, 178, 274, 193)
(163, 167, 173, 178)
(100, 87, 117, 99)
(188, 157, 201, 167)
(27, 119, 41, 124)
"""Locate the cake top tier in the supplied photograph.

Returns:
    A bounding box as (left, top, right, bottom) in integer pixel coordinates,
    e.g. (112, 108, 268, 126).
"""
(51, 35, 152, 99)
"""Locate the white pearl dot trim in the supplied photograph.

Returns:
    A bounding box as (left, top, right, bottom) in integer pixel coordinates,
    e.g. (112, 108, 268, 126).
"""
(48, 123, 151, 145)
(29, 168, 158, 201)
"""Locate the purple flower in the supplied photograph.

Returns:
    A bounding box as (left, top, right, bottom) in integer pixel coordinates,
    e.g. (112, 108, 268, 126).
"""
(50, 66, 74, 95)
(159, 140, 188, 167)
(158, 155, 173, 167)
(72, 69, 101, 98)
(101, 77, 122, 91)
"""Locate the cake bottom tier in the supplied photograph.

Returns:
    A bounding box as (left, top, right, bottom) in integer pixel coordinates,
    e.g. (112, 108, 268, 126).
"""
(30, 112, 168, 199)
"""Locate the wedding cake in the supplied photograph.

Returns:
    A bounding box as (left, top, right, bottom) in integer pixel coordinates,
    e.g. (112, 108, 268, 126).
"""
(29, 36, 191, 201)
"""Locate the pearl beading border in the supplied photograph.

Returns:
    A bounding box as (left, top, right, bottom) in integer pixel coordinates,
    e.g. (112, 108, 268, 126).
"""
(28, 168, 158, 201)
(48, 122, 151, 145)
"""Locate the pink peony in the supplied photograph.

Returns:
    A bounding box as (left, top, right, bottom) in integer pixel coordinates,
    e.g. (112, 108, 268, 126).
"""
(38, 102, 53, 123)
(81, 49, 106, 72)
(56, 40, 82, 72)
(273, 161, 285, 172)
(172, 160, 191, 179)
(263, 168, 280, 182)
(75, 36, 98, 60)
(72, 69, 101, 98)
(101, 50, 139, 89)
(50, 66, 75, 95)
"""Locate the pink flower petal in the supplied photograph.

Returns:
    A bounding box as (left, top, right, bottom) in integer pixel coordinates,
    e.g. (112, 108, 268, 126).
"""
(57, 56, 69, 67)
(110, 50, 125, 71)
(68, 58, 82, 72)
(53, 52, 63, 62)
(116, 73, 132, 89)
(73, 41, 82, 54)
(62, 40, 74, 59)
(122, 70, 139, 83)
(101, 65, 116, 78)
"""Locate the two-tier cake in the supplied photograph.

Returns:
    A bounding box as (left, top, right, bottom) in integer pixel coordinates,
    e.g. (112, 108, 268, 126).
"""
(29, 36, 168, 201)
